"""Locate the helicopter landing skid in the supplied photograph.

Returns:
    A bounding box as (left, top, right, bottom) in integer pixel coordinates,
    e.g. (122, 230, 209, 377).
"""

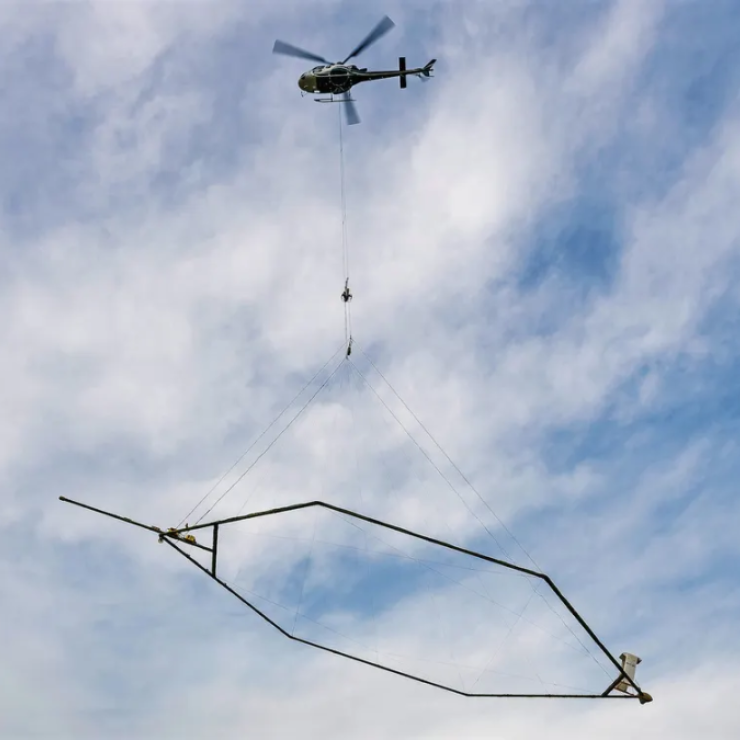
(314, 95, 355, 104)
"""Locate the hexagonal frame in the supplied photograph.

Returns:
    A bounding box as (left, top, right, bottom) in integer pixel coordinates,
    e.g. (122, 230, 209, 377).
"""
(60, 495, 651, 702)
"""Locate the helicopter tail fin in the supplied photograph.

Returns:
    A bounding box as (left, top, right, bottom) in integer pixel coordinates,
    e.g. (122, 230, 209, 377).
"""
(399, 57, 407, 88)
(422, 59, 436, 77)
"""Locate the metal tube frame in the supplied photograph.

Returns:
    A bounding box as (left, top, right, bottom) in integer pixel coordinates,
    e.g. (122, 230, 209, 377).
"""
(59, 496, 651, 702)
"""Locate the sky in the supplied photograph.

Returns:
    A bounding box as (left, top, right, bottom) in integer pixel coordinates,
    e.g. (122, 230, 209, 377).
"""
(2, 0, 740, 737)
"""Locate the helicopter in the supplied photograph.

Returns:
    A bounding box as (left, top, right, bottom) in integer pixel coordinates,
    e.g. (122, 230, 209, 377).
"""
(272, 15, 436, 125)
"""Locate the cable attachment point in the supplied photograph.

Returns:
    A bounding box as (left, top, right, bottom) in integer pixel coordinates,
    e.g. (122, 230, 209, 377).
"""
(158, 526, 197, 545)
(341, 278, 353, 303)
(346, 337, 353, 357)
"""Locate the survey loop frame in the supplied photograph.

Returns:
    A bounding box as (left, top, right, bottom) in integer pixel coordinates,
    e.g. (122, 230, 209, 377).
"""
(59, 495, 652, 703)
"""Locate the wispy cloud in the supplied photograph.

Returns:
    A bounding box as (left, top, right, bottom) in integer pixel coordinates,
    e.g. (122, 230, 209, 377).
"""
(1, 0, 739, 737)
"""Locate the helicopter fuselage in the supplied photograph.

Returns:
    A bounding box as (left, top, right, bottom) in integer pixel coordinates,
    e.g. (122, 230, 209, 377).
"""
(298, 63, 429, 95)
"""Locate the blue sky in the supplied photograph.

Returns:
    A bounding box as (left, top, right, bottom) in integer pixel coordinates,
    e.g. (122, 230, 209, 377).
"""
(2, 0, 740, 737)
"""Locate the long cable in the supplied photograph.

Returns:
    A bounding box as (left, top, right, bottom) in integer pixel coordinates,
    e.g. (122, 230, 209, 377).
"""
(193, 355, 345, 525)
(346, 358, 510, 560)
(354, 342, 611, 676)
(177, 345, 345, 528)
(356, 344, 540, 570)
(338, 106, 352, 348)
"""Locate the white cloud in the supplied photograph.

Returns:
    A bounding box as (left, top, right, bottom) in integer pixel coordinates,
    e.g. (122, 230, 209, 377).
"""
(1, 1, 738, 737)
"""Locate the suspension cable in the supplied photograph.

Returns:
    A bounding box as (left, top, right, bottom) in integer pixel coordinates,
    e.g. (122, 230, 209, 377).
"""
(354, 343, 541, 570)
(176, 344, 345, 528)
(352, 343, 612, 675)
(346, 356, 511, 560)
(338, 105, 353, 355)
(192, 354, 345, 525)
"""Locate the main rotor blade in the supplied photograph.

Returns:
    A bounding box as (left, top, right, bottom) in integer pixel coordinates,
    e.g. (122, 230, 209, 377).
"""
(272, 40, 329, 64)
(342, 92, 361, 126)
(342, 15, 395, 63)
